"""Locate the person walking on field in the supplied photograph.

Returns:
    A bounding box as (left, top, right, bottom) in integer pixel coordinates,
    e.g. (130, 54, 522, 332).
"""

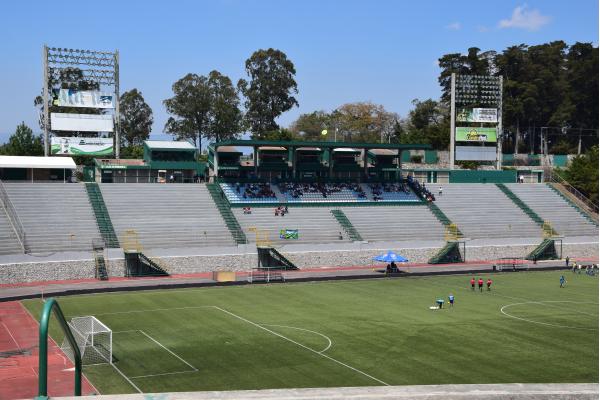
(448, 294, 455, 307)
(487, 278, 492, 291)
(478, 278, 484, 292)
(470, 277, 475, 291)
(559, 275, 566, 288)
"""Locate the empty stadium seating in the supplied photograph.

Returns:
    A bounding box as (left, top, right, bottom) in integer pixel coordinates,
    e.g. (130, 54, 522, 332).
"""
(340, 205, 446, 242)
(4, 183, 101, 253)
(433, 184, 542, 239)
(0, 210, 22, 255)
(233, 207, 349, 244)
(506, 184, 598, 237)
(100, 184, 234, 249)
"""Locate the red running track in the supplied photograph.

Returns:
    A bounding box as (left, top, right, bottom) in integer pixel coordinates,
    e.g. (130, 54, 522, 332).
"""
(0, 301, 96, 400)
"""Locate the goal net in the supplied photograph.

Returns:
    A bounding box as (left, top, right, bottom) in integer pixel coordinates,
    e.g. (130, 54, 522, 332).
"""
(60, 316, 112, 365)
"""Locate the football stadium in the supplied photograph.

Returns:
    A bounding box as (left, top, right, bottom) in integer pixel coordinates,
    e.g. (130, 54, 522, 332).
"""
(0, 3, 599, 400)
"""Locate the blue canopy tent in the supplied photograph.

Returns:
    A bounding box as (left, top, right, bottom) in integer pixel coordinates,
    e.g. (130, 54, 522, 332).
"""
(373, 251, 408, 263)
(373, 251, 408, 274)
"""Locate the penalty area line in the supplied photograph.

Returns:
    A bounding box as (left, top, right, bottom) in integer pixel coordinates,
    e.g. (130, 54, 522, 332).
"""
(212, 306, 390, 386)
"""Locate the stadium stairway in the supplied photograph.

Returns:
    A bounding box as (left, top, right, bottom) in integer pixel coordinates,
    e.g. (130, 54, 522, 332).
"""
(85, 183, 120, 248)
(506, 183, 598, 237)
(3, 183, 101, 253)
(100, 184, 235, 250)
(0, 208, 22, 255)
(340, 205, 446, 242)
(433, 184, 541, 239)
(331, 209, 363, 241)
(233, 207, 350, 244)
(206, 183, 248, 244)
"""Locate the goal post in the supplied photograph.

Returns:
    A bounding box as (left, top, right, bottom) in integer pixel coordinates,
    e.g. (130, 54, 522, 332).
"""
(61, 316, 112, 365)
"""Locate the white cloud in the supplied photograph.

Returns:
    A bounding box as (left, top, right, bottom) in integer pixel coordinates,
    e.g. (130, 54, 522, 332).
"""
(499, 4, 552, 31)
(446, 22, 461, 30)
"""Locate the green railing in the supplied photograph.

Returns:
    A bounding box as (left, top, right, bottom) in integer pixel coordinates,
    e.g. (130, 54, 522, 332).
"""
(37, 298, 82, 398)
(331, 209, 363, 241)
(206, 183, 247, 244)
(547, 183, 599, 227)
(85, 183, 120, 247)
(526, 238, 559, 261)
(426, 202, 464, 237)
(496, 184, 560, 235)
(428, 242, 463, 264)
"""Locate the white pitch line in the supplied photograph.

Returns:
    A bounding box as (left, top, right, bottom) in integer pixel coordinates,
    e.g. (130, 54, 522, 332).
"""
(2, 322, 21, 350)
(500, 301, 598, 331)
(213, 306, 389, 386)
(261, 324, 333, 354)
(129, 370, 197, 379)
(109, 361, 143, 394)
(73, 305, 215, 318)
(138, 330, 198, 372)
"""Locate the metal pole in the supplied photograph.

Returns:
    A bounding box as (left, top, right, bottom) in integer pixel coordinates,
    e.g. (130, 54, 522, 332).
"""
(449, 73, 456, 170)
(114, 50, 120, 159)
(496, 76, 503, 170)
(42, 45, 49, 157)
(578, 128, 582, 155)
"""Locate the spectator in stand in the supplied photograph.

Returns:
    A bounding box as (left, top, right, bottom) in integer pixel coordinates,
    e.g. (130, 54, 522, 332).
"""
(438, 186, 443, 196)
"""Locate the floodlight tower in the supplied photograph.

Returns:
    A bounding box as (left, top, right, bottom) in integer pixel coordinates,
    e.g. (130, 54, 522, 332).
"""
(41, 45, 120, 158)
(449, 73, 503, 169)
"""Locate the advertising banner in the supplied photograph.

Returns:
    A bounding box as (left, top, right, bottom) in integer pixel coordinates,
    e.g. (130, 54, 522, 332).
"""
(51, 137, 114, 156)
(279, 229, 299, 240)
(455, 127, 497, 143)
(52, 89, 114, 109)
(456, 108, 498, 123)
(51, 113, 114, 132)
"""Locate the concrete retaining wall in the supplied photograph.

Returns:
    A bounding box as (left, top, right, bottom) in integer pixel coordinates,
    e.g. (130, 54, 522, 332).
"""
(0, 242, 596, 284)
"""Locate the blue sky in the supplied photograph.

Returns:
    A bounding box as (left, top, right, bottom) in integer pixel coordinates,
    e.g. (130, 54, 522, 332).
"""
(0, 0, 597, 144)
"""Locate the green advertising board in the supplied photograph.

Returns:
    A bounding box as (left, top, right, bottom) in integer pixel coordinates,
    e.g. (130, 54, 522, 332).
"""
(455, 127, 497, 143)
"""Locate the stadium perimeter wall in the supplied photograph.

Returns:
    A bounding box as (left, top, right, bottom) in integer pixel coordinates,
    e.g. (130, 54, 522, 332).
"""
(0, 242, 597, 284)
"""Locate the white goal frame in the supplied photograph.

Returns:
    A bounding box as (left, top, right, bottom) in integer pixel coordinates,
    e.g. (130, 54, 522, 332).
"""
(60, 316, 112, 365)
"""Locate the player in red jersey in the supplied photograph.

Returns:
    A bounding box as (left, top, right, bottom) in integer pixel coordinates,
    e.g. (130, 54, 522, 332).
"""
(478, 278, 484, 292)
(470, 277, 475, 291)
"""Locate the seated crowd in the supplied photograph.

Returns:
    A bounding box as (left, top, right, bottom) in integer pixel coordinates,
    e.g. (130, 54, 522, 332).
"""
(236, 183, 276, 199)
(407, 175, 435, 202)
(369, 182, 411, 201)
(279, 182, 366, 199)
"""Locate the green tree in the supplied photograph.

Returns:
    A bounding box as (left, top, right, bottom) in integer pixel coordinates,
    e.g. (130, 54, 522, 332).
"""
(0, 123, 43, 156)
(164, 73, 212, 151)
(206, 71, 244, 143)
(119, 89, 153, 147)
(404, 99, 449, 150)
(261, 128, 296, 141)
(238, 48, 298, 137)
(290, 111, 331, 141)
(563, 146, 598, 204)
(164, 71, 242, 152)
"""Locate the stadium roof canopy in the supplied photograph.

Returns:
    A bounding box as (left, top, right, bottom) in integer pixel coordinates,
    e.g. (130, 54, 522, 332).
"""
(144, 140, 196, 151)
(211, 140, 431, 151)
(0, 156, 76, 169)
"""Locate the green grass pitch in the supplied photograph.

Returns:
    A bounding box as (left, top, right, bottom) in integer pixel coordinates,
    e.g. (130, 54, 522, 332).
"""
(23, 271, 598, 394)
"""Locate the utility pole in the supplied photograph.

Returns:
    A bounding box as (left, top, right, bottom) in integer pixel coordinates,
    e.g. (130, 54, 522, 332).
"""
(449, 73, 456, 170)
(42, 45, 49, 157)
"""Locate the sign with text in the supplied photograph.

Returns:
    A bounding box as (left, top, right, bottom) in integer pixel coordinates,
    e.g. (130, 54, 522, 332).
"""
(51, 137, 114, 156)
(455, 127, 497, 143)
(456, 108, 498, 123)
(52, 89, 114, 109)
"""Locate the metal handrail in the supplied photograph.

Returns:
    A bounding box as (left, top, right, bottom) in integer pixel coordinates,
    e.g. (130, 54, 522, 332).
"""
(0, 179, 27, 252)
(38, 298, 82, 397)
(546, 170, 599, 214)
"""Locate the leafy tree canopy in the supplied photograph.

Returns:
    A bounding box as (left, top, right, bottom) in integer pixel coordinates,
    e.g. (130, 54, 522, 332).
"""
(238, 48, 298, 137)
(120, 89, 153, 147)
(0, 122, 43, 156)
